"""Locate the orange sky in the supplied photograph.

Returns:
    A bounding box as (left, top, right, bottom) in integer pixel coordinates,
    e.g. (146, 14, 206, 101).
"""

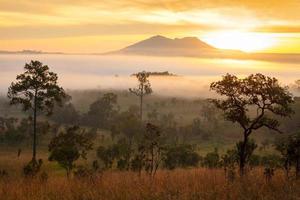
(1, 0, 300, 53)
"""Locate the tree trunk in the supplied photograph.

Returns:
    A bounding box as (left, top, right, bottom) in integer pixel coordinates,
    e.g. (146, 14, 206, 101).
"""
(32, 93, 37, 164)
(139, 83, 144, 122)
(239, 132, 248, 176)
(140, 94, 143, 121)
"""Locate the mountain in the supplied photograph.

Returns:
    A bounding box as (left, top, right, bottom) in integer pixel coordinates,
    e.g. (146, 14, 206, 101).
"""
(105, 35, 300, 63)
(124, 35, 216, 50)
(106, 35, 243, 57)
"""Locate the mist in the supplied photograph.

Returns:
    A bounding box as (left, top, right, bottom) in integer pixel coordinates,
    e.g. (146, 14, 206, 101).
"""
(0, 54, 299, 98)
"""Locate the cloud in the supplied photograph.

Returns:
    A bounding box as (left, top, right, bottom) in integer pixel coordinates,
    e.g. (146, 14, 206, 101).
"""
(0, 22, 217, 40)
(0, 0, 299, 53)
(1, 0, 300, 20)
(255, 25, 300, 33)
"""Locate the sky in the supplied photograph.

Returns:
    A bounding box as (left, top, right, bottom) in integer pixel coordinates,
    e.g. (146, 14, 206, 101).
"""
(1, 0, 300, 53)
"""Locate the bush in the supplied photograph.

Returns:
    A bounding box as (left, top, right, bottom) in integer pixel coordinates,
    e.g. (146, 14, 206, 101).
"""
(23, 159, 43, 177)
(203, 148, 220, 168)
(164, 144, 200, 170)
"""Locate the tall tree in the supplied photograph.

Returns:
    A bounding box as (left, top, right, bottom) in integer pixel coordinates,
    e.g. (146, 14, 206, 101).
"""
(129, 71, 152, 121)
(210, 73, 293, 175)
(8, 60, 67, 164)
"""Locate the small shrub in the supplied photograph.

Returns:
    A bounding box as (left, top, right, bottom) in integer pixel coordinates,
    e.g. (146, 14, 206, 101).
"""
(203, 148, 220, 168)
(23, 159, 43, 177)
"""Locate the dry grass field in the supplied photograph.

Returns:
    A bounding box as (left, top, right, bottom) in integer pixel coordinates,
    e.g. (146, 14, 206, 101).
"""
(0, 168, 299, 200)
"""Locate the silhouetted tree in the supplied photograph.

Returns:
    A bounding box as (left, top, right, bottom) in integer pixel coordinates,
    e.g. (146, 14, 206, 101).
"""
(8, 60, 67, 165)
(210, 73, 293, 175)
(129, 71, 152, 121)
(137, 123, 165, 177)
(275, 132, 300, 179)
(48, 126, 93, 177)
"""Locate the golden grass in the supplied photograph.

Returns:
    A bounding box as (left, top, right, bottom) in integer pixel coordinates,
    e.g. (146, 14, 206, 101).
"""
(0, 168, 299, 200)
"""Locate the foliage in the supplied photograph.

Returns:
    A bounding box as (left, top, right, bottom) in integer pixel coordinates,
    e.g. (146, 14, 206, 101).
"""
(48, 126, 93, 176)
(8, 60, 67, 163)
(163, 144, 200, 169)
(139, 123, 166, 177)
(203, 148, 220, 168)
(97, 144, 119, 169)
(97, 138, 132, 170)
(111, 108, 142, 140)
(0, 117, 50, 144)
(8, 60, 67, 115)
(274, 132, 300, 179)
(83, 93, 118, 128)
(51, 102, 79, 125)
(210, 73, 294, 174)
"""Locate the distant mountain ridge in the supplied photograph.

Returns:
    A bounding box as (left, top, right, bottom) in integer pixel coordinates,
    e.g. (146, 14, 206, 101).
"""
(1, 36, 300, 63)
(106, 35, 300, 63)
(106, 35, 244, 57)
(125, 35, 216, 50)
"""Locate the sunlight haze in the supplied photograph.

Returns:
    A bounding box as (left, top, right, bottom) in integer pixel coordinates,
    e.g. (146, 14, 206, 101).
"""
(1, 0, 300, 53)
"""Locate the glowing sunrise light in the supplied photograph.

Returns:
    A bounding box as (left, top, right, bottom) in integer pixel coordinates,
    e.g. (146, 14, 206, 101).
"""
(202, 31, 277, 52)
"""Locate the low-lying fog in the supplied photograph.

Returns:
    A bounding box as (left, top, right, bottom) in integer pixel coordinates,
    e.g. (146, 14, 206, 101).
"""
(0, 54, 300, 98)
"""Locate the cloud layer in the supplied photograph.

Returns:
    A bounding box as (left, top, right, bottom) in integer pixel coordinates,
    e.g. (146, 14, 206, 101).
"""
(1, 0, 300, 53)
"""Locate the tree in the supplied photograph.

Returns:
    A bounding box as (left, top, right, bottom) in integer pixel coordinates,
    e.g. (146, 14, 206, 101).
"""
(275, 132, 300, 179)
(210, 73, 293, 175)
(203, 148, 220, 168)
(51, 102, 79, 125)
(163, 144, 200, 170)
(112, 108, 142, 140)
(96, 145, 118, 169)
(97, 138, 132, 170)
(48, 126, 93, 177)
(236, 139, 258, 170)
(137, 123, 165, 177)
(8, 60, 67, 165)
(84, 93, 118, 128)
(220, 149, 238, 181)
(129, 71, 152, 121)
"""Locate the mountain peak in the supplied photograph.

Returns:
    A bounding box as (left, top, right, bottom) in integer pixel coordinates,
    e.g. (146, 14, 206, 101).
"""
(122, 35, 215, 51)
(106, 35, 235, 57)
(149, 35, 169, 40)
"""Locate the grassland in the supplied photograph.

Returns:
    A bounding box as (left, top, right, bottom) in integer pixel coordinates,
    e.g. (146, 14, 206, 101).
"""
(0, 167, 299, 200)
(1, 89, 300, 200)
